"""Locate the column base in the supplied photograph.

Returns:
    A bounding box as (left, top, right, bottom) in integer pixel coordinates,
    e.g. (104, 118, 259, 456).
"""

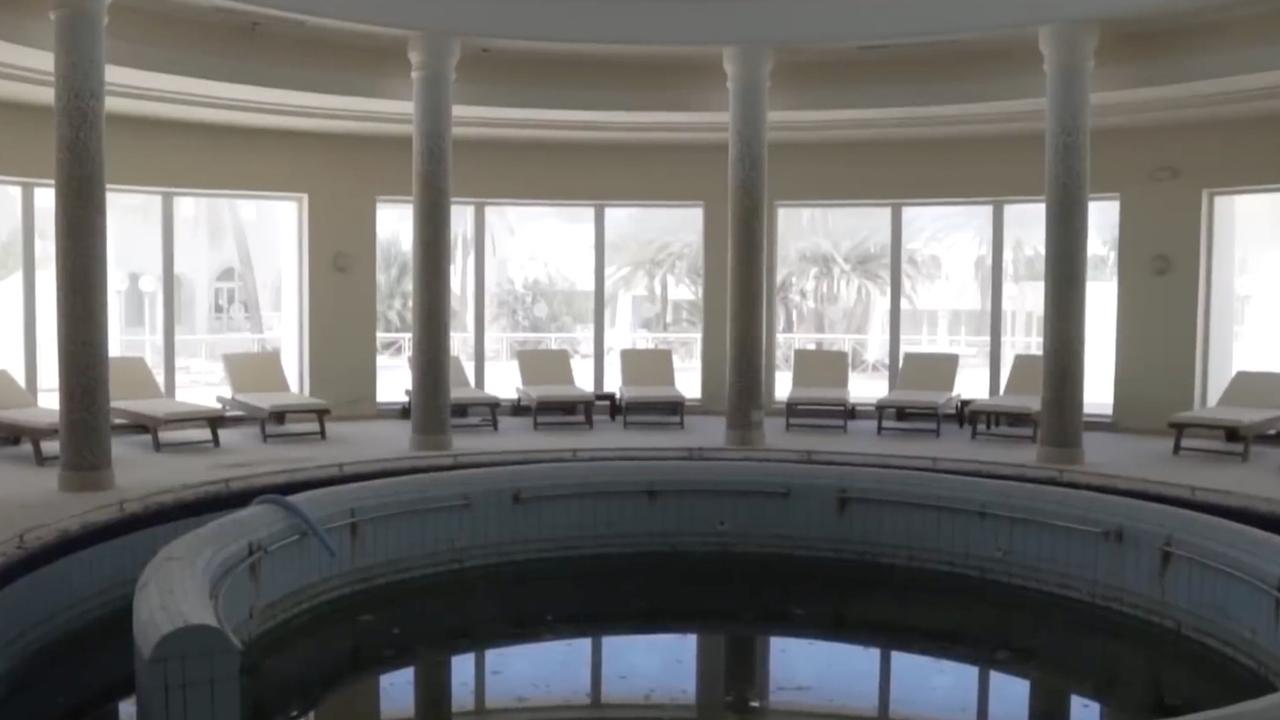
(411, 433, 453, 452)
(58, 467, 115, 493)
(1036, 444, 1085, 466)
(725, 427, 765, 448)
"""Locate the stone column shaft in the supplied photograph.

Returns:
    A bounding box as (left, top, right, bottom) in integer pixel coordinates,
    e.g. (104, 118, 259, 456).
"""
(51, 0, 114, 492)
(723, 45, 772, 447)
(414, 651, 452, 720)
(1037, 22, 1098, 466)
(408, 34, 460, 452)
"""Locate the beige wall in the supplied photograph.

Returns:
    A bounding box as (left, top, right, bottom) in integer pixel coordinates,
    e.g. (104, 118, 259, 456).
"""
(2, 101, 1278, 430)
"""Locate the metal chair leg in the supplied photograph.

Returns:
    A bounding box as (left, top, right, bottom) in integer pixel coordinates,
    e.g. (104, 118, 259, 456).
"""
(209, 419, 222, 448)
(150, 427, 162, 453)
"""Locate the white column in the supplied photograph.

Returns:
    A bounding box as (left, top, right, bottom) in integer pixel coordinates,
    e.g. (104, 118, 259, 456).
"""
(408, 34, 460, 452)
(722, 45, 772, 447)
(50, 0, 114, 492)
(1037, 23, 1098, 466)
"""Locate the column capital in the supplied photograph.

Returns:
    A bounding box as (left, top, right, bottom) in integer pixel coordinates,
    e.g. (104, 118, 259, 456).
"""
(408, 33, 461, 78)
(1038, 22, 1099, 70)
(49, 0, 109, 19)
(722, 45, 773, 88)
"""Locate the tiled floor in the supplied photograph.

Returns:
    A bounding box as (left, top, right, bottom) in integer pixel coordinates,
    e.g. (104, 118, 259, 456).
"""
(1, 413, 1277, 563)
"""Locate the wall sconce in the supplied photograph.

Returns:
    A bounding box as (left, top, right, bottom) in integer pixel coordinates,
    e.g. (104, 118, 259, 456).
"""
(1150, 254, 1173, 277)
(1148, 166, 1181, 182)
(332, 251, 354, 274)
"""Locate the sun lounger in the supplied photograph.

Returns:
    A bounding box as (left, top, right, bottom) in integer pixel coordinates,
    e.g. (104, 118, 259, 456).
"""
(875, 352, 960, 437)
(0, 370, 58, 466)
(217, 351, 331, 442)
(619, 348, 685, 428)
(515, 349, 595, 429)
(967, 354, 1042, 441)
(1169, 371, 1280, 462)
(785, 349, 851, 432)
(108, 356, 224, 452)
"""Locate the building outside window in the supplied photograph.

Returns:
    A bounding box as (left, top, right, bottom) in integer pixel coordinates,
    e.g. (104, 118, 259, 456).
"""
(1204, 190, 1280, 403)
(0, 180, 304, 407)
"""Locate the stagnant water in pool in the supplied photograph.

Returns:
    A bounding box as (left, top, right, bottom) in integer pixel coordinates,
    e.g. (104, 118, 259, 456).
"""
(38, 553, 1280, 720)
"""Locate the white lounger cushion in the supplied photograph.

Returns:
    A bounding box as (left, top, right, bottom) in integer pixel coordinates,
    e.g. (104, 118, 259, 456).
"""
(232, 392, 330, 414)
(967, 355, 1043, 416)
(108, 357, 166, 401)
(111, 399, 224, 423)
(517, 349, 578, 386)
(0, 370, 36, 411)
(1170, 371, 1280, 431)
(519, 385, 594, 404)
(968, 394, 1041, 416)
(222, 351, 293, 394)
(517, 350, 591, 403)
(0, 406, 59, 432)
(620, 385, 685, 403)
(1169, 406, 1280, 431)
(453, 386, 501, 405)
(894, 352, 960, 393)
(788, 387, 851, 405)
(877, 389, 956, 410)
(620, 349, 677, 387)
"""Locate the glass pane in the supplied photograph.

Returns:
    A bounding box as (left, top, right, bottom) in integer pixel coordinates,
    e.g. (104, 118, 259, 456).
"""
(380, 667, 413, 719)
(34, 187, 57, 406)
(484, 205, 595, 397)
(173, 195, 301, 405)
(889, 651, 979, 720)
(484, 638, 592, 708)
(988, 671, 1030, 720)
(1206, 192, 1280, 401)
(768, 637, 879, 715)
(107, 192, 165, 387)
(0, 184, 23, 387)
(1000, 200, 1119, 414)
(374, 202, 476, 403)
(601, 633, 696, 705)
(1071, 694, 1101, 720)
(119, 697, 138, 719)
(603, 206, 703, 398)
(775, 206, 893, 400)
(453, 653, 477, 713)
(902, 205, 994, 400)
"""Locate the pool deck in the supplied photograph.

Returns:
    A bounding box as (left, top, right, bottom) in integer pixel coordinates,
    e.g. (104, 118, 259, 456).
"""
(2, 413, 1278, 568)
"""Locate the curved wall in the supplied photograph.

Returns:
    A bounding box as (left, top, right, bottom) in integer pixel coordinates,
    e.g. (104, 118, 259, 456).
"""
(134, 461, 1280, 719)
(2, 101, 1279, 428)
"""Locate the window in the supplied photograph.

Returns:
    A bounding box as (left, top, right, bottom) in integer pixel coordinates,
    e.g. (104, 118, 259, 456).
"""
(34, 186, 56, 405)
(373, 201, 476, 403)
(768, 638, 879, 715)
(107, 192, 164, 386)
(889, 651, 979, 720)
(173, 195, 302, 405)
(604, 206, 703, 398)
(379, 667, 413, 719)
(988, 671, 1030, 720)
(1205, 191, 1280, 402)
(1001, 200, 1119, 414)
(485, 638, 592, 708)
(602, 633, 697, 705)
(0, 184, 23, 386)
(902, 205, 993, 400)
(484, 205, 595, 398)
(774, 206, 893, 399)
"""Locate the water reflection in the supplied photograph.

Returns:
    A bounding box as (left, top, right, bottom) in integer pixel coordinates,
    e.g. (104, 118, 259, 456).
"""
(91, 554, 1272, 720)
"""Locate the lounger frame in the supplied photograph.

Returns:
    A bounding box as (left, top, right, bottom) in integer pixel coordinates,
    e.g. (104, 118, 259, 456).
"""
(621, 400, 684, 428)
(968, 409, 1039, 442)
(784, 402, 850, 432)
(110, 409, 222, 452)
(0, 423, 56, 466)
(513, 396, 594, 429)
(405, 390, 502, 431)
(1169, 423, 1256, 462)
(216, 396, 330, 442)
(875, 405, 949, 438)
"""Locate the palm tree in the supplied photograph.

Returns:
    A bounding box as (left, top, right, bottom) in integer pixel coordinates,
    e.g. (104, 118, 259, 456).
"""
(376, 236, 413, 334)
